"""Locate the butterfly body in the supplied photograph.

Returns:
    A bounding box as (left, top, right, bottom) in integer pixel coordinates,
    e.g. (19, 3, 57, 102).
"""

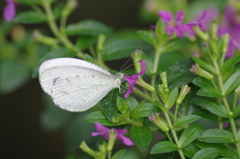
(39, 58, 123, 112)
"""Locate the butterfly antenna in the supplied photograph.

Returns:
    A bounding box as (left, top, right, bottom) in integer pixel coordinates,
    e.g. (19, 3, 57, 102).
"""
(119, 48, 140, 72)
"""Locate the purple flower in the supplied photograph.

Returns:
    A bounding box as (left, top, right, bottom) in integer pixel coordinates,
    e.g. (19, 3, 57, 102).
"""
(3, 0, 17, 21)
(218, 6, 240, 59)
(186, 8, 218, 37)
(91, 123, 134, 146)
(124, 60, 146, 98)
(158, 10, 193, 37)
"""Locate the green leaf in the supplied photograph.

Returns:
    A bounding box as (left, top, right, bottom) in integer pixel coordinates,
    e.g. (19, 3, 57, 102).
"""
(165, 87, 178, 109)
(130, 125, 152, 151)
(85, 111, 125, 126)
(192, 148, 219, 159)
(0, 59, 30, 94)
(17, 0, 39, 5)
(100, 89, 119, 122)
(124, 96, 139, 111)
(233, 106, 240, 118)
(193, 77, 223, 97)
(194, 141, 239, 159)
(53, 2, 65, 20)
(14, 11, 47, 24)
(150, 141, 179, 154)
(221, 55, 240, 73)
(131, 103, 161, 119)
(198, 129, 236, 143)
(182, 144, 199, 158)
(167, 58, 196, 88)
(102, 39, 153, 61)
(192, 97, 228, 118)
(197, 87, 223, 97)
(32, 48, 76, 78)
(137, 30, 157, 47)
(117, 97, 129, 114)
(112, 149, 138, 159)
(75, 37, 97, 50)
(223, 69, 240, 95)
(192, 56, 216, 74)
(40, 94, 71, 132)
(179, 124, 204, 148)
(66, 19, 112, 36)
(193, 77, 214, 88)
(173, 115, 201, 129)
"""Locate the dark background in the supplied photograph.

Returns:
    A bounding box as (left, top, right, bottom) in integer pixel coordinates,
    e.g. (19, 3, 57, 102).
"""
(0, 0, 145, 158)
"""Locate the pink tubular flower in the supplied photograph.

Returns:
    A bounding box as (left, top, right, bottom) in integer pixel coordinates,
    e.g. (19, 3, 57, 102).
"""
(124, 60, 146, 98)
(3, 0, 17, 21)
(91, 123, 134, 146)
(158, 10, 193, 37)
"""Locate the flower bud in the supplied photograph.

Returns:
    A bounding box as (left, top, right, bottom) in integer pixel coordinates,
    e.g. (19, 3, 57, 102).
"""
(149, 113, 169, 132)
(193, 26, 209, 41)
(176, 85, 191, 105)
(190, 64, 213, 80)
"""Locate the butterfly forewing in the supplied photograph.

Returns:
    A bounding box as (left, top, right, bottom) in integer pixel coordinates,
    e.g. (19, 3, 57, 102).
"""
(39, 58, 123, 112)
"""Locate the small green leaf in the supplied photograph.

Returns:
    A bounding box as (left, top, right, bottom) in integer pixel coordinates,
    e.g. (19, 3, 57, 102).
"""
(197, 87, 223, 97)
(150, 141, 179, 154)
(85, 111, 125, 126)
(167, 58, 196, 88)
(75, 37, 97, 50)
(223, 69, 240, 95)
(102, 39, 153, 61)
(192, 56, 216, 74)
(182, 144, 199, 158)
(192, 97, 228, 118)
(198, 129, 236, 143)
(233, 106, 240, 117)
(32, 48, 76, 78)
(117, 97, 129, 114)
(137, 30, 157, 47)
(130, 125, 152, 152)
(221, 55, 240, 73)
(124, 96, 139, 111)
(193, 77, 214, 88)
(100, 89, 119, 122)
(173, 115, 201, 129)
(179, 124, 204, 148)
(131, 103, 161, 119)
(17, 0, 39, 5)
(194, 141, 239, 159)
(192, 148, 219, 159)
(53, 2, 65, 19)
(112, 149, 138, 159)
(14, 11, 47, 24)
(165, 87, 178, 109)
(66, 19, 112, 36)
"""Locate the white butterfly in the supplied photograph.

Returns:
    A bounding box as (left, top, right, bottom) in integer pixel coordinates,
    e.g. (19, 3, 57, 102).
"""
(39, 58, 124, 112)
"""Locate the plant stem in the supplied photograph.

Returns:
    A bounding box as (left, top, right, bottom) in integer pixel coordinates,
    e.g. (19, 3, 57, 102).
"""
(164, 111, 186, 159)
(151, 52, 161, 88)
(212, 60, 240, 156)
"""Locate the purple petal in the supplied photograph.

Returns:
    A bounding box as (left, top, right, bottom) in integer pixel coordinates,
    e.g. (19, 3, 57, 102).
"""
(158, 10, 173, 22)
(119, 135, 134, 146)
(198, 10, 207, 23)
(95, 123, 110, 132)
(138, 60, 146, 76)
(4, 2, 16, 21)
(125, 75, 138, 84)
(175, 11, 184, 23)
(225, 6, 235, 24)
(165, 23, 175, 35)
(124, 85, 134, 98)
(115, 129, 127, 136)
(225, 40, 235, 59)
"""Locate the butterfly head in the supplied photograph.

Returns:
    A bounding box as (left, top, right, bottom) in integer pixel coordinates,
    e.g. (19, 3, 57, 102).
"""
(115, 72, 124, 85)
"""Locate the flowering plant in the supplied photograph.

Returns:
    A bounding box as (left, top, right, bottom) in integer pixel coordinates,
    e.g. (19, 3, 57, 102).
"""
(1, 0, 240, 159)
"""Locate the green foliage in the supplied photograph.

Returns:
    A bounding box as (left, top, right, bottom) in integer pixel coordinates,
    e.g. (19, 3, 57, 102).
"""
(130, 125, 152, 151)
(151, 141, 179, 154)
(14, 11, 47, 24)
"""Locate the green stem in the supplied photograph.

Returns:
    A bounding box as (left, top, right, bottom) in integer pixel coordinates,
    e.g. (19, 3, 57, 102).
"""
(41, 0, 84, 56)
(151, 52, 161, 87)
(164, 111, 186, 159)
(212, 60, 240, 156)
(174, 104, 180, 122)
(134, 88, 155, 104)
